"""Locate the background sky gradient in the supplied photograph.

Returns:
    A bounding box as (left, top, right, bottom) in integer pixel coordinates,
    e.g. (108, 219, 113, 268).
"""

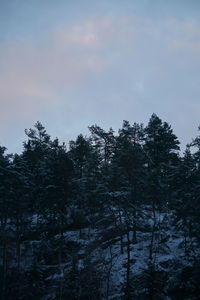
(1, 0, 200, 153)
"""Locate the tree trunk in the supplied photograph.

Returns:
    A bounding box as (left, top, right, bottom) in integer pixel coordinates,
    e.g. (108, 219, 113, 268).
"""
(1, 242, 7, 300)
(106, 247, 114, 300)
(118, 209, 124, 254)
(125, 229, 131, 300)
(149, 201, 156, 260)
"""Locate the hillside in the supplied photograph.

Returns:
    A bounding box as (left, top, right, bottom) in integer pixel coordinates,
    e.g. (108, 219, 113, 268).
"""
(1, 115, 200, 300)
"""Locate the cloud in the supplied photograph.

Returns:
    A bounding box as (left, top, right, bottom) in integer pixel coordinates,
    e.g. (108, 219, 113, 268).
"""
(0, 21, 110, 127)
(1, 13, 200, 153)
(0, 33, 105, 98)
(0, 15, 139, 126)
(1, 15, 199, 106)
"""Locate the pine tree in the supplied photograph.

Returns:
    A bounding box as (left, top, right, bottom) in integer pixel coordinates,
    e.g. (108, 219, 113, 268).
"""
(111, 121, 146, 242)
(144, 114, 180, 260)
(0, 146, 12, 300)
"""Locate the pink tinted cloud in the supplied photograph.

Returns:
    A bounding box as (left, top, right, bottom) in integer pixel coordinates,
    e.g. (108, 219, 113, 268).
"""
(0, 15, 200, 126)
(165, 19, 200, 55)
(0, 21, 109, 123)
(0, 16, 137, 125)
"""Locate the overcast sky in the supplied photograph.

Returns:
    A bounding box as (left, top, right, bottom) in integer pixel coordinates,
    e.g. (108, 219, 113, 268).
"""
(0, 0, 200, 153)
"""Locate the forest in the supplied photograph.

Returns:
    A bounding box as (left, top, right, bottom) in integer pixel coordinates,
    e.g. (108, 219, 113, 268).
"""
(1, 113, 200, 300)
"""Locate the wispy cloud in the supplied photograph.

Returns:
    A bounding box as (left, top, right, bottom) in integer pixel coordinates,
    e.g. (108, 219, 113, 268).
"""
(0, 11, 200, 152)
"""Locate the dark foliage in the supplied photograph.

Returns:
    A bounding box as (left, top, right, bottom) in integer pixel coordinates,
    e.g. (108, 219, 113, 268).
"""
(1, 115, 200, 300)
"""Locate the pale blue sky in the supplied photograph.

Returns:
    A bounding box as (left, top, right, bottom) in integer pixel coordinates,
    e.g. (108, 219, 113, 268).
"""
(0, 0, 200, 153)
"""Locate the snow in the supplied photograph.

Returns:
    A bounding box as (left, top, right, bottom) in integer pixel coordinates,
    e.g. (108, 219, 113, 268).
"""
(10, 205, 199, 300)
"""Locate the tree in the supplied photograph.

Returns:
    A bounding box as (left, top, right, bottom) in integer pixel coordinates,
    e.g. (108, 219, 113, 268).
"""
(88, 124, 115, 171)
(144, 114, 180, 260)
(144, 114, 180, 210)
(69, 134, 99, 179)
(111, 121, 146, 243)
(0, 146, 11, 300)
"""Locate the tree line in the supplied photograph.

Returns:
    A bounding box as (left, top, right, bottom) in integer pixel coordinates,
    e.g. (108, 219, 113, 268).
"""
(1, 113, 200, 300)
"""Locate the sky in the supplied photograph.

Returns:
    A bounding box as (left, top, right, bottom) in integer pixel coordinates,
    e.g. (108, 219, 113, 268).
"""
(0, 0, 200, 153)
